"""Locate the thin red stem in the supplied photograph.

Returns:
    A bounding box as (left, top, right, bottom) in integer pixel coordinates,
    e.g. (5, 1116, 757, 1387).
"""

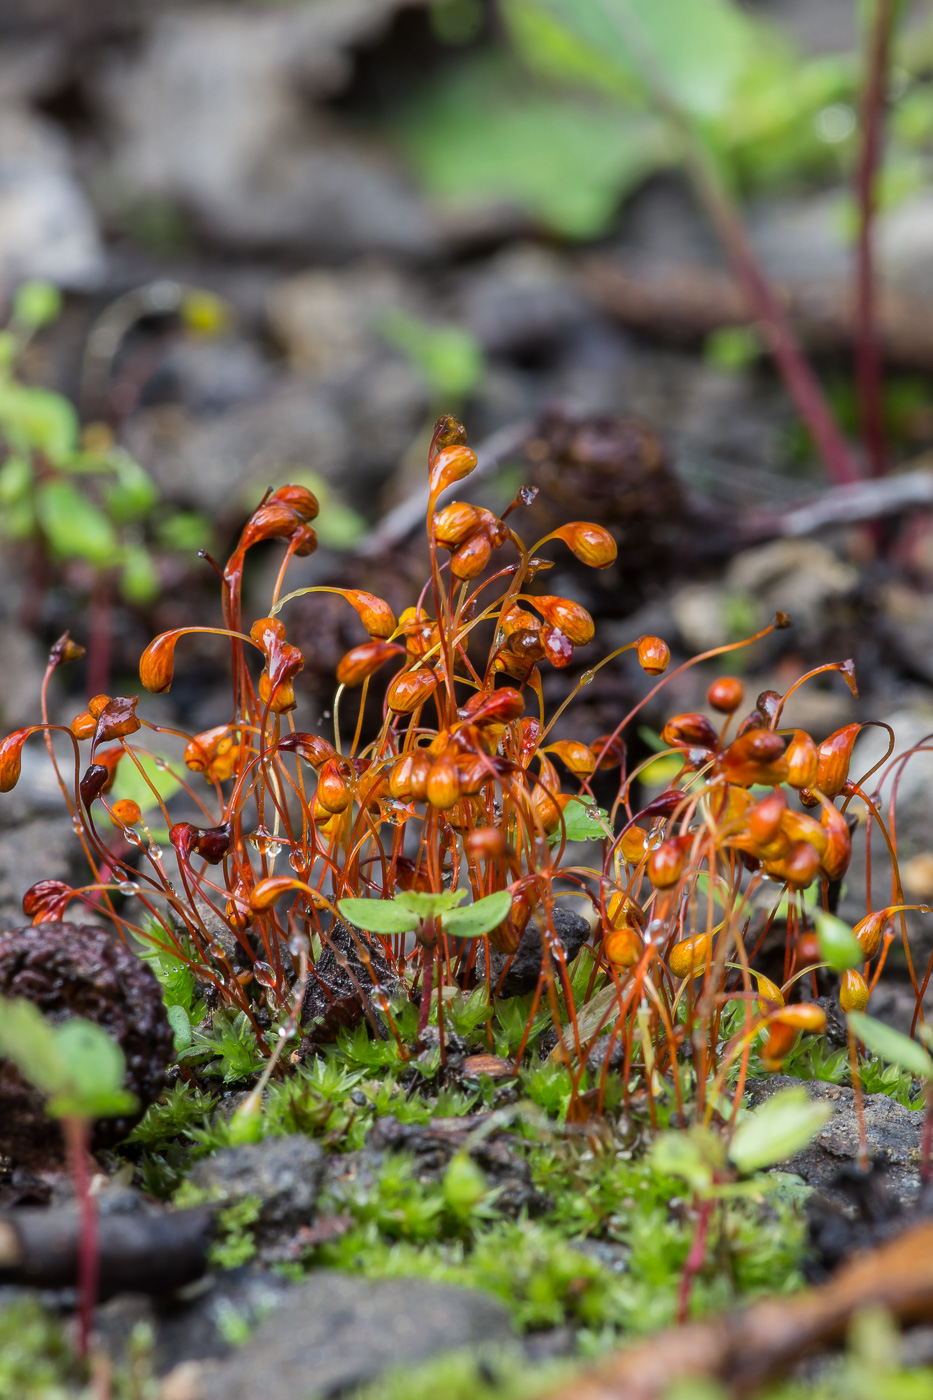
(64, 1116, 98, 1360)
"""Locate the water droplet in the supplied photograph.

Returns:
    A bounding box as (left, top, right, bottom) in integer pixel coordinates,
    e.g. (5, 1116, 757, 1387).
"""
(248, 825, 273, 854)
(288, 933, 308, 957)
(123, 828, 143, 847)
(118, 881, 140, 895)
(71, 817, 83, 835)
(322, 710, 332, 720)
(207, 940, 227, 960)
(580, 670, 595, 686)
(254, 961, 277, 989)
(154, 757, 170, 771)
(288, 851, 306, 873)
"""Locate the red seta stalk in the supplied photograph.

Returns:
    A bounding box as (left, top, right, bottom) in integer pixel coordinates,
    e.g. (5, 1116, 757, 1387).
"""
(63, 1115, 98, 1361)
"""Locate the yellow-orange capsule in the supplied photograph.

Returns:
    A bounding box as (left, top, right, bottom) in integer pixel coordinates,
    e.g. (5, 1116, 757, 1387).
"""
(451, 531, 492, 580)
(430, 443, 478, 494)
(408, 750, 433, 802)
(87, 694, 112, 719)
(853, 909, 892, 960)
(749, 790, 787, 847)
(427, 753, 460, 810)
(111, 798, 142, 826)
(344, 590, 397, 640)
(605, 923, 643, 969)
(336, 640, 403, 688)
(389, 754, 414, 800)
(387, 667, 439, 714)
(636, 634, 670, 676)
(839, 967, 870, 1013)
(648, 838, 685, 889)
(815, 723, 861, 799)
(785, 730, 819, 790)
(769, 1003, 827, 1033)
(465, 827, 507, 859)
(316, 758, 352, 814)
(546, 739, 596, 775)
(620, 825, 648, 864)
(754, 973, 784, 1013)
(818, 802, 852, 882)
(70, 711, 97, 740)
(552, 522, 618, 569)
(250, 876, 297, 911)
(668, 933, 712, 979)
(434, 501, 481, 550)
(533, 596, 595, 647)
(760, 1020, 797, 1072)
(707, 677, 744, 713)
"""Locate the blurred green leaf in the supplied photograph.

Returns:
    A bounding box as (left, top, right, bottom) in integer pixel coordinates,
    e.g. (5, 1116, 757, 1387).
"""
(0, 382, 78, 464)
(35, 479, 120, 565)
(0, 997, 137, 1121)
(393, 54, 670, 238)
(729, 1088, 832, 1175)
(555, 799, 610, 843)
(848, 1012, 933, 1081)
(381, 309, 484, 399)
(120, 543, 160, 605)
(102, 454, 160, 523)
(814, 911, 863, 973)
(339, 897, 422, 936)
(110, 750, 183, 816)
(13, 280, 62, 331)
(0, 455, 32, 507)
(157, 510, 211, 553)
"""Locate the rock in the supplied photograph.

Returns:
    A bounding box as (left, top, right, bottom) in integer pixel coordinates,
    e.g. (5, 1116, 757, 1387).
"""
(301, 920, 399, 1048)
(488, 907, 591, 999)
(746, 1075, 923, 1205)
(0, 106, 104, 288)
(191, 1272, 514, 1400)
(460, 244, 593, 357)
(0, 621, 48, 732)
(124, 380, 350, 516)
(880, 583, 933, 687)
(186, 1137, 326, 1240)
(267, 264, 416, 376)
(93, 3, 439, 258)
(0, 923, 173, 1163)
(0, 816, 91, 929)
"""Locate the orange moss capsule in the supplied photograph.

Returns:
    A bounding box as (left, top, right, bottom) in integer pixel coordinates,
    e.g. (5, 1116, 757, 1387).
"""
(408, 750, 433, 802)
(785, 730, 819, 790)
(430, 443, 478, 494)
(760, 1020, 797, 1072)
(250, 876, 298, 912)
(434, 501, 480, 549)
(668, 933, 711, 979)
(110, 799, 142, 826)
(139, 630, 183, 693)
(854, 909, 893, 960)
(648, 837, 685, 889)
(316, 758, 352, 814)
(662, 713, 718, 750)
(427, 752, 460, 810)
(344, 590, 397, 640)
(839, 967, 870, 1013)
(0, 729, 30, 793)
(465, 827, 507, 859)
(781, 840, 822, 889)
(814, 723, 861, 799)
(818, 802, 852, 882)
(451, 532, 492, 580)
(719, 729, 788, 787)
(70, 711, 96, 740)
(389, 754, 414, 800)
(590, 734, 625, 769)
(552, 522, 618, 569)
(620, 825, 648, 864)
(546, 739, 596, 775)
(605, 923, 643, 969)
(754, 973, 784, 1013)
(749, 790, 787, 847)
(336, 640, 403, 688)
(87, 693, 111, 718)
(636, 634, 670, 676)
(532, 596, 595, 647)
(387, 667, 439, 714)
(267, 483, 319, 521)
(707, 677, 744, 713)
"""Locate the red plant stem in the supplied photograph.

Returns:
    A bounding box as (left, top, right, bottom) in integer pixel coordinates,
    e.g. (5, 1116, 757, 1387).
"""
(593, 0, 859, 488)
(417, 929, 436, 1040)
(63, 1115, 98, 1360)
(677, 1196, 713, 1325)
(855, 0, 896, 479)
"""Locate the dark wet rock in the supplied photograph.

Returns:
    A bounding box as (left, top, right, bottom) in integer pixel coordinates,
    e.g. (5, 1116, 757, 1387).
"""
(186, 1137, 326, 1241)
(804, 1158, 933, 1281)
(300, 921, 399, 1048)
(488, 907, 591, 999)
(266, 264, 417, 376)
(0, 815, 89, 930)
(746, 1075, 923, 1205)
(189, 1271, 514, 1400)
(325, 1113, 549, 1219)
(0, 923, 172, 1164)
(96, 1265, 296, 1375)
(460, 243, 594, 358)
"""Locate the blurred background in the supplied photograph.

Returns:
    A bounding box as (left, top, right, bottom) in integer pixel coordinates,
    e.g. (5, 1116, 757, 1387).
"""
(4, 0, 933, 987)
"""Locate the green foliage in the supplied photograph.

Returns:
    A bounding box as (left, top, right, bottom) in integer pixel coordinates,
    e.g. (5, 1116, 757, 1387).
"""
(814, 911, 863, 973)
(848, 1012, 933, 1081)
(380, 309, 485, 400)
(550, 798, 610, 844)
(350, 1345, 572, 1400)
(728, 1088, 832, 1176)
(126, 1081, 218, 1149)
(0, 996, 137, 1121)
(339, 889, 513, 941)
(0, 1298, 82, 1398)
(210, 1195, 262, 1270)
(176, 1008, 264, 1084)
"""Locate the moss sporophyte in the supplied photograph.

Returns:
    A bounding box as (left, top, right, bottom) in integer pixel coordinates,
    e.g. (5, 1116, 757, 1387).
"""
(1, 412, 931, 1137)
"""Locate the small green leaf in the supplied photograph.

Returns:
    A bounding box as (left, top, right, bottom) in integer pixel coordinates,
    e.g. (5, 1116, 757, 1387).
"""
(554, 798, 609, 843)
(13, 280, 62, 330)
(0, 997, 70, 1096)
(380, 309, 485, 399)
(394, 889, 466, 919)
(729, 1088, 832, 1175)
(35, 479, 120, 565)
(0, 382, 78, 463)
(102, 454, 160, 523)
(814, 911, 863, 972)
(847, 1012, 933, 1081)
(54, 1019, 126, 1100)
(167, 1004, 193, 1052)
(443, 1152, 487, 1215)
(120, 544, 160, 605)
(650, 1127, 724, 1195)
(443, 889, 513, 939)
(0, 455, 32, 506)
(338, 897, 421, 936)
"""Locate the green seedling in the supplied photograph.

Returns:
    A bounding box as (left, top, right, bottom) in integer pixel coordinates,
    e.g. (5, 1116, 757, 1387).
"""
(0, 996, 138, 1358)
